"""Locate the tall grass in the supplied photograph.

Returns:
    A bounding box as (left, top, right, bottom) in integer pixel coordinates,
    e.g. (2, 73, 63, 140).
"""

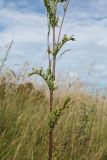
(0, 81, 107, 160)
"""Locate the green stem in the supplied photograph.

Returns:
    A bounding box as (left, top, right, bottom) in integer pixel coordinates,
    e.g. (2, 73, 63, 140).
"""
(48, 1, 56, 160)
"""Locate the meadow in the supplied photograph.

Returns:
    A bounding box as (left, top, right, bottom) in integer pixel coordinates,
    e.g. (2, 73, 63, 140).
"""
(0, 78, 107, 160)
(0, 1, 106, 159)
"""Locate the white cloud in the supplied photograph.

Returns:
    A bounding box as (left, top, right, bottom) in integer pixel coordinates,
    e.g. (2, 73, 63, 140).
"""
(0, 7, 48, 68)
(94, 64, 106, 71)
(0, 8, 47, 45)
(97, 38, 107, 48)
(102, 71, 107, 77)
(69, 72, 78, 78)
(0, 8, 48, 66)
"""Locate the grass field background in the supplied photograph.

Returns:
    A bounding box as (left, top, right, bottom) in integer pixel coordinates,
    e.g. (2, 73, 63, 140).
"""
(0, 77, 107, 160)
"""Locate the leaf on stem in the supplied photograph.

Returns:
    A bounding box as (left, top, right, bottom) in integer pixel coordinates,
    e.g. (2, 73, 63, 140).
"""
(54, 35, 75, 55)
(29, 67, 57, 91)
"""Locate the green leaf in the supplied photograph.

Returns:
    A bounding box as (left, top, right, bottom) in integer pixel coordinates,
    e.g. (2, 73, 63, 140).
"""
(44, 0, 49, 7)
(53, 35, 75, 55)
(29, 67, 57, 91)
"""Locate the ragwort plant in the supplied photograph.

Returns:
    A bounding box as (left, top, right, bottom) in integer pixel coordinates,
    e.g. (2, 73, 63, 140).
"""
(29, 0, 75, 160)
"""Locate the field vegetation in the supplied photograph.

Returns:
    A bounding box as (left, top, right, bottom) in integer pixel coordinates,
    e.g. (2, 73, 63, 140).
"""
(0, 0, 107, 159)
(0, 79, 107, 160)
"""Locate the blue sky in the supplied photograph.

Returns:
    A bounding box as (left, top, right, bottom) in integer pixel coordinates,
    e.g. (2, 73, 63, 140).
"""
(0, 0, 107, 88)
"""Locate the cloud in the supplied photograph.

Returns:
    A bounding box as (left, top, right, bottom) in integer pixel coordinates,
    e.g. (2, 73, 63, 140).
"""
(97, 38, 107, 48)
(102, 71, 107, 77)
(0, 6, 48, 68)
(94, 64, 106, 71)
(71, 0, 107, 18)
(69, 72, 78, 78)
(0, 8, 47, 43)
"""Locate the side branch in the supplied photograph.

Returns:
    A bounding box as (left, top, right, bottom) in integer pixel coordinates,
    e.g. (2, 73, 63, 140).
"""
(29, 67, 57, 91)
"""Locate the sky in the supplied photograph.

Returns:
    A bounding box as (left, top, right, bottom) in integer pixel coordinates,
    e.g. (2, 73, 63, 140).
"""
(0, 0, 107, 88)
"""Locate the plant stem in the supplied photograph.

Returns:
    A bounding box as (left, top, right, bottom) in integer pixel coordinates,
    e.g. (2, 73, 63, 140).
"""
(52, 24, 56, 80)
(52, 0, 56, 80)
(47, 13, 51, 70)
(57, 0, 70, 44)
(48, 91, 53, 160)
(48, 1, 56, 159)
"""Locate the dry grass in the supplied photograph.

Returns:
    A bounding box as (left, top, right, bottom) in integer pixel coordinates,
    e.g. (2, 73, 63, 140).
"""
(0, 81, 107, 160)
